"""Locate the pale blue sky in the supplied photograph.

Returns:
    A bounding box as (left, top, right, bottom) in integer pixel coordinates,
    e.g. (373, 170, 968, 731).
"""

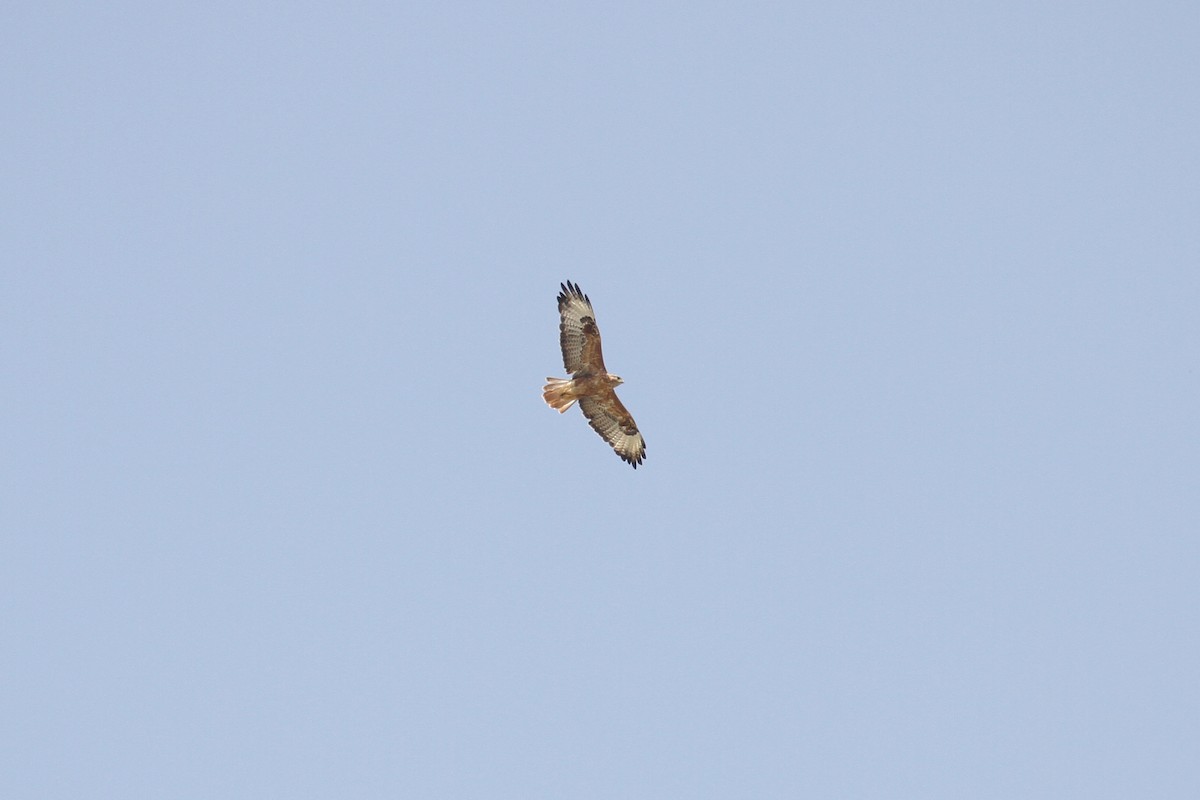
(3, 2, 1198, 797)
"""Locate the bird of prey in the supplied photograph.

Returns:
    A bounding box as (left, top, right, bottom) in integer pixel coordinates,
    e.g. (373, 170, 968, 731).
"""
(542, 281, 646, 468)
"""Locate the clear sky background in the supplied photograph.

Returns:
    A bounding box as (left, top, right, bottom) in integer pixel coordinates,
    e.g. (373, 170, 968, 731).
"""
(3, 3, 1198, 797)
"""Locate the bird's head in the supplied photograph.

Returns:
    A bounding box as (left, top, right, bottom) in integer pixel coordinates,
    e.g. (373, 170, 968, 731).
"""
(607, 373, 624, 386)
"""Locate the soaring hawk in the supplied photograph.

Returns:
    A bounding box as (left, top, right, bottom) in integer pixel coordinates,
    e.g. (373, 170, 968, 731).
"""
(542, 281, 646, 468)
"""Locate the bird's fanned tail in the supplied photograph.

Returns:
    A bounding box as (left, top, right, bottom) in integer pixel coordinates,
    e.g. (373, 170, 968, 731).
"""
(542, 377, 576, 413)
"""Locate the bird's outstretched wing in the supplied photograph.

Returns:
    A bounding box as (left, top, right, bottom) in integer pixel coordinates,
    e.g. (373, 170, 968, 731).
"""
(557, 281, 606, 375)
(578, 392, 646, 468)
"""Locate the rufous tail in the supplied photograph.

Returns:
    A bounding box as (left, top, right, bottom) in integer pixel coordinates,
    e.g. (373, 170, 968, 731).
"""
(542, 377, 576, 413)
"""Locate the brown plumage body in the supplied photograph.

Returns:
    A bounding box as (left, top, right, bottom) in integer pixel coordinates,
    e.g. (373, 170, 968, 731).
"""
(542, 373, 621, 412)
(542, 281, 646, 468)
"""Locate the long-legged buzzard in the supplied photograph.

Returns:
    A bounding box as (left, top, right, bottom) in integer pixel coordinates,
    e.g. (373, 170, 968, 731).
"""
(543, 281, 646, 468)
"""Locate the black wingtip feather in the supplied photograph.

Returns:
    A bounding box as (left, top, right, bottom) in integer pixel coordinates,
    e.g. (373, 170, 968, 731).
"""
(557, 280, 591, 309)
